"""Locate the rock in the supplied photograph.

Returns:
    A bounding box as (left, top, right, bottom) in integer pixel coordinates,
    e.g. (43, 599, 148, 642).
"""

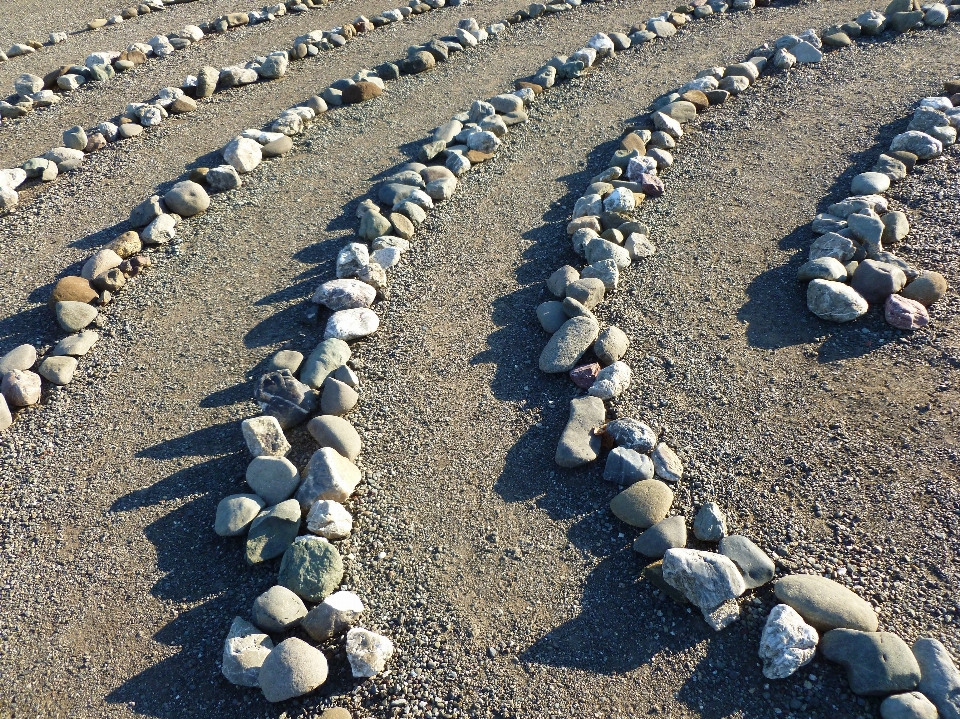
(142, 214, 177, 244)
(241, 415, 290, 457)
(662, 549, 746, 626)
(633, 516, 687, 558)
(255, 369, 317, 428)
(302, 591, 364, 641)
(851, 171, 891, 195)
(37, 356, 77, 385)
(206, 165, 242, 191)
(266, 350, 303, 375)
(342, 81, 382, 104)
(774, 574, 878, 631)
(296, 447, 361, 510)
(222, 617, 273, 687)
(223, 137, 262, 173)
(117, 123, 143, 139)
(603, 447, 653, 484)
(554, 396, 605, 468)
(51, 330, 98, 358)
(1, 368, 40, 407)
(246, 499, 301, 564)
(810, 232, 857, 262)
(606, 418, 656, 452)
(14, 73, 44, 96)
(0, 169, 27, 192)
(719, 535, 775, 588)
(901, 271, 946, 306)
(821, 629, 921, 696)
(81, 249, 123, 281)
(913, 638, 960, 719)
(652, 442, 683, 482)
(169, 96, 197, 115)
(0, 395, 10, 431)
(851, 260, 907, 303)
(324, 308, 379, 342)
(594, 326, 628, 365)
(625, 233, 656, 260)
(875, 154, 908, 182)
(214, 494, 265, 536)
(49, 276, 97, 306)
(346, 628, 394, 677)
(588, 361, 631, 400)
(23, 158, 58, 182)
(797, 257, 847, 282)
(565, 278, 605, 309)
(537, 302, 566, 333)
(890, 131, 942, 160)
(885, 294, 929, 330)
(262, 136, 293, 157)
(807, 279, 868, 322)
(791, 41, 822, 63)
(307, 415, 361, 461)
(693, 502, 727, 541)
(258, 54, 289, 80)
(253, 585, 307, 632)
(163, 180, 209, 217)
(320, 377, 358, 416)
(759, 604, 819, 679)
(858, 9, 887, 33)
(258, 637, 328, 702)
(63, 126, 87, 151)
(55, 301, 98, 331)
(333, 365, 360, 389)
(300, 338, 350, 389)
(610, 480, 674, 529)
(306, 500, 353, 540)
(882, 211, 910, 246)
(278, 536, 344, 602)
(0, 345, 37, 373)
(888, 10, 924, 31)
(569, 363, 600, 389)
(247, 456, 300, 505)
(196, 66, 219, 98)
(585, 238, 631, 269)
(539, 316, 599, 373)
(880, 692, 939, 719)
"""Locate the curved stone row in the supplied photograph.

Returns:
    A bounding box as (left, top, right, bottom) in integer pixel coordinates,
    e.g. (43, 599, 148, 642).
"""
(0, 0, 202, 66)
(528, 6, 960, 717)
(800, 79, 957, 329)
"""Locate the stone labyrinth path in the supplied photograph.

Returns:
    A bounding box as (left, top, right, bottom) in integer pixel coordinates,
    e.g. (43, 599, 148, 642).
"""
(0, 0, 959, 716)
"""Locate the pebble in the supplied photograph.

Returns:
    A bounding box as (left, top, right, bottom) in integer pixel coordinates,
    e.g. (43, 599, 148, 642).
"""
(222, 617, 273, 687)
(307, 415, 362, 461)
(306, 500, 354, 540)
(555, 396, 605, 467)
(300, 338, 351, 389)
(0, 344, 37, 373)
(346, 628, 394, 678)
(594, 326, 628, 364)
(214, 494, 265, 536)
(569, 362, 600, 388)
(652, 442, 683, 482)
(880, 692, 939, 719)
(258, 637, 329, 702)
(603, 446, 654, 484)
(693, 502, 727, 541)
(662, 548, 746, 627)
(718, 535, 775, 588)
(821, 629, 921, 696)
(241, 415, 291, 457)
(253, 585, 307, 632)
(806, 279, 869, 322)
(885, 294, 929, 330)
(633, 515, 687, 558)
(296, 447, 362, 510)
(163, 180, 210, 217)
(588, 361, 631, 399)
(539, 315, 599, 372)
(246, 456, 300, 505)
(901, 270, 947, 306)
(758, 604, 819, 679)
(610, 479, 674, 528)
(278, 536, 344, 602)
(55, 301, 98, 331)
(913, 638, 960, 719)
(774, 574, 878, 631)
(245, 499, 301, 564)
(302, 590, 365, 641)
(37, 356, 77, 385)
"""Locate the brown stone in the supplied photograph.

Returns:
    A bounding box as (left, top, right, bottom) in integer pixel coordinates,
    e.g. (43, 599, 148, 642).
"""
(680, 89, 709, 112)
(43, 66, 72, 90)
(466, 150, 494, 164)
(226, 12, 249, 26)
(389, 213, 414, 240)
(122, 7, 139, 19)
(619, 132, 646, 153)
(262, 136, 293, 157)
(168, 96, 198, 114)
(87, 18, 108, 30)
(943, 79, 960, 95)
(49, 276, 97, 307)
(189, 167, 210, 183)
(27, 40, 43, 50)
(119, 49, 148, 65)
(341, 81, 382, 104)
(515, 80, 543, 95)
(84, 133, 107, 153)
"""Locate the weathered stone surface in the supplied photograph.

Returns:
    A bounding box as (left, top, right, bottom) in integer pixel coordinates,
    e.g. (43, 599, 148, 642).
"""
(246, 499, 301, 564)
(603, 446, 653, 484)
(774, 574, 878, 631)
(759, 604, 819, 679)
(246, 456, 300, 505)
(539, 316, 599, 373)
(610, 480, 674, 529)
(252, 585, 307, 632)
(885, 294, 929, 330)
(555, 396, 605, 468)
(305, 499, 353, 540)
(258, 637, 328, 702)
(807, 279, 868, 322)
(255, 369, 317, 428)
(300, 339, 350, 389)
(880, 692, 939, 719)
(302, 590, 364, 641)
(913, 637, 960, 719)
(693, 502, 727, 541)
(163, 180, 209, 217)
(241, 415, 291, 457)
(851, 260, 907, 303)
(222, 617, 273, 687)
(662, 548, 746, 616)
(55, 301, 98, 331)
(38, 356, 78, 385)
(890, 131, 942, 160)
(214, 494, 265, 536)
(296, 447, 362, 510)
(901, 271, 947, 307)
(307, 415, 361, 461)
(346, 628, 394, 678)
(0, 344, 37, 373)
(606, 418, 656, 452)
(821, 629, 921, 696)
(278, 536, 344, 602)
(594, 326, 628, 365)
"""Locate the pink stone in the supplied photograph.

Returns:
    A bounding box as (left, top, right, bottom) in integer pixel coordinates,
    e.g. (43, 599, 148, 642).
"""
(884, 294, 929, 330)
(570, 363, 601, 389)
(1, 369, 41, 407)
(639, 173, 664, 198)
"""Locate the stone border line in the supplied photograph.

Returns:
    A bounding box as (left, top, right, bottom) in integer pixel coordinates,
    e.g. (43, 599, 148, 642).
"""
(523, 4, 960, 715)
(0, 0, 201, 67)
(800, 80, 957, 329)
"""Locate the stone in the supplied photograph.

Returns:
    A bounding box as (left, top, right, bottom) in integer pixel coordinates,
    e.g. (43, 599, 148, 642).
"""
(302, 591, 364, 641)
(626, 233, 656, 260)
(333, 366, 359, 389)
(718, 75, 749, 95)
(924, 3, 949, 25)
(581, 258, 619, 291)
(214, 494, 265, 536)
(606, 418, 657, 452)
(553, 396, 605, 468)
(880, 693, 939, 719)
(588, 361, 631, 400)
(858, 9, 887, 33)
(851, 171, 891, 195)
(603, 447, 654, 484)
(223, 137, 262, 173)
(652, 442, 683, 482)
(1, 369, 40, 407)
(324, 308, 379, 342)
(569, 363, 600, 389)
(241, 415, 291, 457)
(719, 535, 775, 588)
(63, 126, 87, 151)
(246, 499, 301, 564)
(320, 378, 358, 416)
(142, 214, 176, 245)
(565, 278, 606, 309)
(902, 271, 947, 306)
(206, 165, 242, 191)
(539, 316, 599, 373)
(306, 500, 353, 540)
(258, 637, 328, 702)
(278, 536, 344, 602)
(885, 295, 929, 330)
(267, 350, 303, 374)
(0, 345, 37, 374)
(50, 331, 98, 358)
(693, 502, 726, 541)
(882, 211, 910, 246)
(774, 574, 878, 631)
(913, 638, 960, 719)
(791, 41, 822, 63)
(300, 339, 350, 389)
(759, 604, 819, 679)
(807, 279, 868, 322)
(247, 456, 300, 505)
(117, 123, 143, 140)
(610, 480, 674, 529)
(195, 66, 219, 98)
(81, 249, 123, 281)
(537, 302, 566, 333)
(307, 416, 361, 461)
(262, 136, 293, 157)
(0, 169, 27, 192)
(23, 158, 58, 182)
(49, 277, 97, 307)
(890, 131, 942, 160)
(662, 548, 746, 621)
(255, 369, 316, 428)
(888, 10, 924, 31)
(43, 147, 85, 169)
(346, 628, 394, 678)
(222, 617, 273, 687)
(296, 447, 361, 510)
(14, 73, 44, 96)
(163, 180, 209, 217)
(253, 586, 307, 632)
(810, 232, 857, 262)
(55, 301, 98, 332)
(821, 629, 921, 696)
(342, 81, 382, 104)
(0, 395, 10, 431)
(258, 54, 289, 80)
(37, 356, 77, 385)
(851, 260, 906, 303)
(633, 516, 687, 558)
(798, 257, 847, 282)
(594, 326, 628, 365)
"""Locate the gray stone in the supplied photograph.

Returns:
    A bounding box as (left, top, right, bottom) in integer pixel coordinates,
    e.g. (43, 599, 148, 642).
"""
(791, 41, 822, 63)
(258, 637, 329, 702)
(759, 604, 819, 679)
(300, 339, 350, 389)
(142, 214, 176, 244)
(774, 574, 878, 631)
(0, 344, 37, 373)
(246, 456, 300, 505)
(633, 515, 686, 558)
(652, 442, 683, 482)
(163, 180, 209, 217)
(662, 548, 746, 620)
(812, 213, 847, 234)
(0, 395, 11, 432)
(320, 377, 358, 415)
(913, 637, 960, 719)
(313, 279, 377, 312)
(296, 447, 361, 510)
(266, 350, 303, 374)
(603, 447, 653, 484)
(719, 535, 775, 588)
(880, 692, 939, 719)
(278, 535, 344, 602)
(14, 73, 44, 96)
(1, 370, 40, 407)
(246, 499, 301, 564)
(207, 165, 242, 191)
(693, 502, 727, 541)
(807, 279, 869, 322)
(241, 415, 290, 457)
(594, 326, 628, 365)
(890, 131, 942, 160)
(882, 211, 910, 246)
(902, 271, 947, 307)
(255, 369, 317, 428)
(346, 628, 394, 678)
(581, 259, 619, 291)
(302, 590, 364, 641)
(536, 301, 567, 333)
(875, 154, 908, 182)
(63, 126, 87, 151)
(539, 316, 599, 373)
(585, 238, 631, 269)
(588, 361, 631, 400)
(555, 396, 605, 468)
(851, 260, 907, 304)
(307, 415, 361, 461)
(606, 418, 656, 452)
(565, 278, 605, 309)
(222, 617, 273, 687)
(851, 171, 891, 195)
(81, 249, 123, 281)
(810, 232, 857, 262)
(610, 479, 674, 529)
(797, 257, 847, 282)
(821, 629, 921, 696)
(847, 212, 885, 253)
(55, 301, 98, 331)
(38, 356, 78, 385)
(253, 585, 307, 632)
(214, 494, 265, 536)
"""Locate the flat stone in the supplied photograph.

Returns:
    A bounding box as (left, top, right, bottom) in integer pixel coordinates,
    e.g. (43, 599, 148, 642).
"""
(278, 536, 344, 602)
(246, 499, 301, 564)
(258, 637, 328, 703)
(253, 585, 307, 632)
(214, 493, 265, 536)
(810, 232, 857, 262)
(246, 456, 300, 505)
(851, 171, 891, 195)
(300, 339, 350, 389)
(555, 396, 605, 468)
(305, 500, 353, 540)
(821, 629, 921, 696)
(913, 637, 960, 719)
(222, 617, 273, 687)
(774, 574, 878, 631)
(652, 442, 683, 482)
(346, 628, 394, 678)
(633, 515, 687, 558)
(302, 590, 364, 641)
(693, 502, 726, 541)
(565, 278, 605, 309)
(902, 271, 947, 306)
(798, 257, 847, 282)
(263, 136, 293, 157)
(55, 301, 98, 331)
(266, 350, 303, 374)
(308, 415, 361, 461)
(603, 446, 653, 484)
(807, 279, 868, 322)
(880, 692, 939, 719)
(759, 604, 819, 679)
(37, 356, 77, 385)
(610, 479, 674, 529)
(296, 447, 361, 510)
(719, 535, 775, 588)
(241, 415, 290, 457)
(0, 344, 37, 373)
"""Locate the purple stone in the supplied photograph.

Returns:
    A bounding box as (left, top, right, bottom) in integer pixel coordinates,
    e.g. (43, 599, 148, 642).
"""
(884, 294, 929, 330)
(639, 173, 664, 198)
(569, 363, 600, 389)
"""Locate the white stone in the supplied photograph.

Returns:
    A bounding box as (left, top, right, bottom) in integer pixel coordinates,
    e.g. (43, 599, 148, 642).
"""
(759, 604, 819, 679)
(306, 500, 353, 539)
(652, 111, 683, 139)
(241, 415, 291, 457)
(662, 548, 745, 614)
(336, 243, 370, 279)
(223, 137, 263, 173)
(588, 361, 631, 400)
(313, 279, 376, 310)
(142, 214, 177, 244)
(222, 617, 274, 687)
(324, 308, 380, 342)
(346, 628, 394, 677)
(81, 249, 123, 280)
(0, 169, 27, 192)
(603, 187, 636, 212)
(0, 187, 17, 211)
(587, 32, 615, 57)
(241, 129, 285, 145)
(652, 442, 683, 482)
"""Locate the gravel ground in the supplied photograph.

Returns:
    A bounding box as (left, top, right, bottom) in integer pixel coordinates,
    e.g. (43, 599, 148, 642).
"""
(0, 1, 957, 718)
